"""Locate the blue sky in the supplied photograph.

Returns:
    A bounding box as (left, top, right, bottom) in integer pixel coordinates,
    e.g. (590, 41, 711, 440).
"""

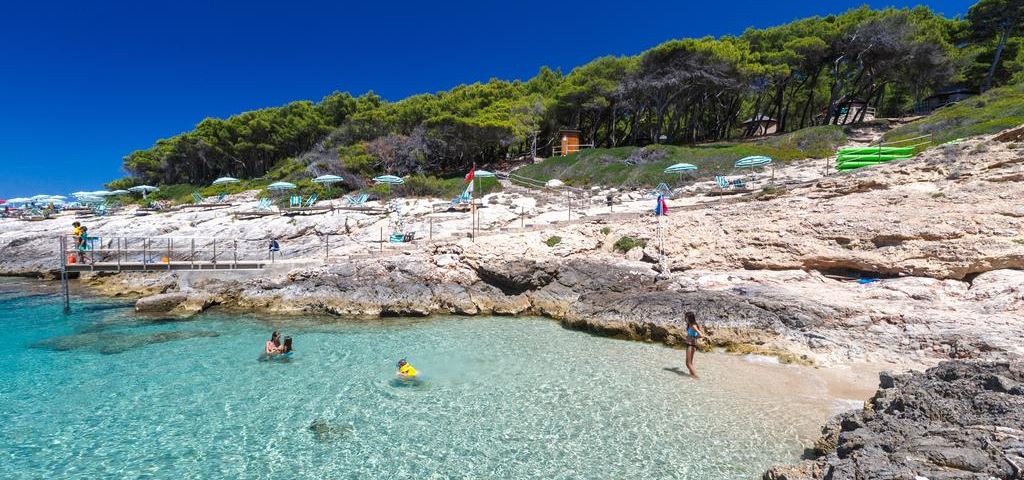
(0, 0, 974, 197)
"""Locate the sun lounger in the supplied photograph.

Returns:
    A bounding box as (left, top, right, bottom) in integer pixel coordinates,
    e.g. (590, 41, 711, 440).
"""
(344, 193, 368, 206)
(304, 194, 318, 208)
(289, 195, 302, 208)
(715, 176, 730, 189)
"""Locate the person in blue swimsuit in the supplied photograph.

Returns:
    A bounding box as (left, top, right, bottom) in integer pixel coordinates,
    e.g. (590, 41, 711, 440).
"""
(684, 312, 708, 378)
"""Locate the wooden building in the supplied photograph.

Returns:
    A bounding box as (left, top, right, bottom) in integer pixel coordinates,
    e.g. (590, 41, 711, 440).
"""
(557, 129, 581, 156)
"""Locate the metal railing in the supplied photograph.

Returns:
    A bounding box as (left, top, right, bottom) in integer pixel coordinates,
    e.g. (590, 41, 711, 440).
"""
(61, 235, 274, 271)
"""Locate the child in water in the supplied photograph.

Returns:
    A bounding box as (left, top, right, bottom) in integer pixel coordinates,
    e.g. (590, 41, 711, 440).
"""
(396, 359, 417, 379)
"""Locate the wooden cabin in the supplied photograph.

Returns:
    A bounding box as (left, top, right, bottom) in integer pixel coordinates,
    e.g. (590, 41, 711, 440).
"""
(918, 87, 977, 113)
(740, 115, 778, 136)
(558, 129, 581, 156)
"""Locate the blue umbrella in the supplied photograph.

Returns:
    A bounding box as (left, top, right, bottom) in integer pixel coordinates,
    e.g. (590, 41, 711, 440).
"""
(313, 174, 344, 185)
(267, 182, 297, 191)
(663, 163, 698, 173)
(373, 175, 404, 185)
(734, 156, 773, 168)
(128, 185, 160, 199)
(212, 177, 240, 186)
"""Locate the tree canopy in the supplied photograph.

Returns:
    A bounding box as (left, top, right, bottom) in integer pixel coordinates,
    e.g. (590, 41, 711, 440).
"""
(118, 1, 1021, 187)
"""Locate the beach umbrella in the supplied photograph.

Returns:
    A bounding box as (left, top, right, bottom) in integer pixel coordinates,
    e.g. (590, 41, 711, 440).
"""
(78, 196, 105, 204)
(30, 194, 51, 201)
(473, 170, 496, 178)
(664, 163, 698, 173)
(664, 162, 698, 184)
(108, 190, 130, 196)
(0, 199, 5, 205)
(212, 176, 240, 186)
(373, 175, 404, 185)
(734, 156, 773, 169)
(7, 197, 31, 205)
(91, 190, 115, 197)
(373, 175, 404, 195)
(128, 185, 159, 199)
(267, 181, 297, 191)
(312, 174, 344, 185)
(49, 195, 68, 200)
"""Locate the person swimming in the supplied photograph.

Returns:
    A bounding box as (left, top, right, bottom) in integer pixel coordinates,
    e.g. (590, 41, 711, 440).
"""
(684, 312, 708, 378)
(279, 336, 293, 355)
(396, 359, 417, 379)
(265, 331, 281, 355)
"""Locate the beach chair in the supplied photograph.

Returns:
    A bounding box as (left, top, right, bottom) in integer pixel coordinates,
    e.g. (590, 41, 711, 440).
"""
(256, 198, 272, 211)
(715, 176, 730, 189)
(732, 178, 746, 189)
(451, 185, 472, 205)
(192, 192, 205, 204)
(345, 193, 368, 206)
(289, 195, 302, 208)
(93, 203, 109, 216)
(304, 194, 318, 208)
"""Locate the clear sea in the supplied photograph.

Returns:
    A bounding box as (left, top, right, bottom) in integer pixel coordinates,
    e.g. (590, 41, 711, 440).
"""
(0, 278, 844, 479)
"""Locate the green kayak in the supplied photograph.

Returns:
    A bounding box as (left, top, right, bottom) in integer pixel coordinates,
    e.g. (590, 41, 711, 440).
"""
(837, 161, 887, 170)
(837, 154, 909, 163)
(838, 147, 915, 155)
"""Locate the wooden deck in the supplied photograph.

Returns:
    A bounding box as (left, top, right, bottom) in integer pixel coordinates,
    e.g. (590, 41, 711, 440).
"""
(66, 261, 267, 272)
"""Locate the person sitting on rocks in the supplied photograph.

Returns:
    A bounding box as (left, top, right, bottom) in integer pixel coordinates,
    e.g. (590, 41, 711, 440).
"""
(684, 312, 709, 378)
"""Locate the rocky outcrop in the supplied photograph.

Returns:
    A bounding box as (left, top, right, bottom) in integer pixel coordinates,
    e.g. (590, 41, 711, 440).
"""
(764, 361, 1024, 479)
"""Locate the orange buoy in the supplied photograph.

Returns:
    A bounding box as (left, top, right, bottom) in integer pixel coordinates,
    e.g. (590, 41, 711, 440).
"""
(67, 255, 76, 264)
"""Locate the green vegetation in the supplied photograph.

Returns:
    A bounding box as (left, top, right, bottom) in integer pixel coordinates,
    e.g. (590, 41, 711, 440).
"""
(544, 236, 562, 247)
(884, 82, 1024, 144)
(600, 227, 611, 235)
(514, 126, 844, 188)
(613, 236, 647, 253)
(113, 1, 1021, 194)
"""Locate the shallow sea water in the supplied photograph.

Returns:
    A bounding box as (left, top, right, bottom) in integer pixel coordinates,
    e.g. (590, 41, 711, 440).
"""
(0, 279, 849, 479)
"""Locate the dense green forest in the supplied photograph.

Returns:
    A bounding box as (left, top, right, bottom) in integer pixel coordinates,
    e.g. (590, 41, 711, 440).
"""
(114, 0, 1024, 189)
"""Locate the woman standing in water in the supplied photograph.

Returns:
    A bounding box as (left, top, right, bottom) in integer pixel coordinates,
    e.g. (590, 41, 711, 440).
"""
(684, 312, 708, 378)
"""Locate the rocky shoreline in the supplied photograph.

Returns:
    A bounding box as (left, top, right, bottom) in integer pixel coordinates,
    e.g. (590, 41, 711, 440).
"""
(765, 360, 1024, 479)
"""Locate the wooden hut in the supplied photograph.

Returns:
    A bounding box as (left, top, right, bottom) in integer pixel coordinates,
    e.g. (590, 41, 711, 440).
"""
(557, 129, 581, 156)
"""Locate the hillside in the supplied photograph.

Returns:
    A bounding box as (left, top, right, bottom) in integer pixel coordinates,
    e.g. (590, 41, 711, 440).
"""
(512, 125, 846, 188)
(110, 1, 1022, 193)
(884, 82, 1024, 144)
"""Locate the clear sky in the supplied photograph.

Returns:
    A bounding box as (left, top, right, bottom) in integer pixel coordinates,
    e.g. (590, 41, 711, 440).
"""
(0, 0, 975, 197)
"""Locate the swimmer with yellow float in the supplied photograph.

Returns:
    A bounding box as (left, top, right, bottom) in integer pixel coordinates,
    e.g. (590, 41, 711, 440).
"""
(396, 358, 417, 380)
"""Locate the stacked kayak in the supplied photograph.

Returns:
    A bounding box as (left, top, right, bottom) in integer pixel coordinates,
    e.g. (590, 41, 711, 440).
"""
(836, 146, 915, 170)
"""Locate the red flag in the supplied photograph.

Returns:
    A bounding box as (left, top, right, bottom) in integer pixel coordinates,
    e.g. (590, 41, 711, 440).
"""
(464, 166, 475, 183)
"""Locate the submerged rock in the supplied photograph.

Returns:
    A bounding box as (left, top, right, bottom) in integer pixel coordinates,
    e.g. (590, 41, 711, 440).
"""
(764, 360, 1024, 479)
(32, 330, 220, 354)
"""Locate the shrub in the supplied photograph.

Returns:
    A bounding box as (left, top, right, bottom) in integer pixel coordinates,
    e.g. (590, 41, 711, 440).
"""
(600, 227, 611, 235)
(613, 236, 647, 253)
(544, 236, 562, 247)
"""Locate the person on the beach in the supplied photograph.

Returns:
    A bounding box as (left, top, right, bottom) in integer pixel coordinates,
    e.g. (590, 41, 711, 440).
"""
(396, 359, 417, 379)
(684, 312, 708, 378)
(71, 222, 83, 251)
(265, 331, 282, 355)
(77, 225, 90, 263)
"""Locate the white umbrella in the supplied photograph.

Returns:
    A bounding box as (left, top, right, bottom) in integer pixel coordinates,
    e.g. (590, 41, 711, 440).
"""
(128, 185, 160, 199)
(312, 174, 344, 185)
(6, 197, 31, 204)
(372, 175, 404, 185)
(30, 194, 51, 201)
(474, 170, 497, 178)
(91, 190, 115, 197)
(212, 177, 240, 186)
(267, 182, 297, 191)
(49, 195, 68, 200)
(108, 190, 130, 195)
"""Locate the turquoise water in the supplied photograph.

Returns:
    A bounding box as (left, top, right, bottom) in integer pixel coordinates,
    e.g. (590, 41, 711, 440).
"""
(0, 279, 838, 479)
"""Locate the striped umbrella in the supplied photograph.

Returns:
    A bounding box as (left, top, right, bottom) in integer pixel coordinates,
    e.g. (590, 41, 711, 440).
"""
(373, 175, 404, 185)
(108, 190, 130, 195)
(128, 185, 160, 199)
(267, 181, 297, 191)
(473, 170, 497, 178)
(6, 197, 30, 205)
(212, 176, 240, 186)
(313, 174, 344, 185)
(373, 175, 404, 195)
(734, 156, 773, 168)
(663, 163, 698, 173)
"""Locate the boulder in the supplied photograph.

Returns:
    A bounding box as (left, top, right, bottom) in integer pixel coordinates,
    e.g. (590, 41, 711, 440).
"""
(135, 292, 187, 313)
